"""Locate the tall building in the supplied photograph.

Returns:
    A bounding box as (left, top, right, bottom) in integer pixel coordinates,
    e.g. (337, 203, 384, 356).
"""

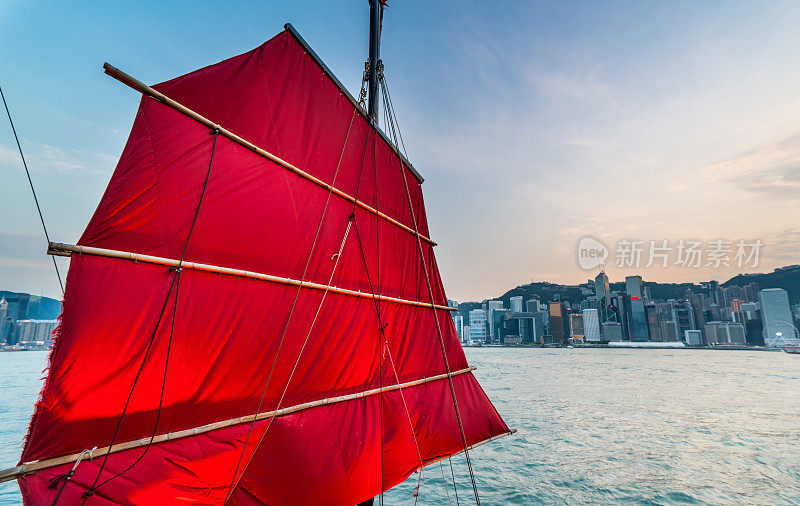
(0, 298, 7, 345)
(469, 309, 487, 343)
(674, 301, 695, 341)
(549, 301, 567, 345)
(722, 285, 745, 308)
(14, 320, 58, 342)
(739, 302, 764, 346)
(569, 314, 585, 341)
(526, 299, 541, 313)
(502, 312, 536, 343)
(532, 311, 547, 342)
(448, 300, 460, 339)
(510, 296, 523, 313)
(0, 292, 31, 344)
(685, 329, 702, 346)
(645, 303, 661, 341)
(602, 321, 623, 341)
(743, 282, 760, 303)
(453, 314, 465, 342)
(625, 276, 650, 341)
(759, 288, 798, 346)
(490, 309, 511, 343)
(582, 309, 601, 342)
(705, 321, 747, 345)
(659, 320, 678, 341)
(595, 271, 612, 323)
(485, 300, 504, 343)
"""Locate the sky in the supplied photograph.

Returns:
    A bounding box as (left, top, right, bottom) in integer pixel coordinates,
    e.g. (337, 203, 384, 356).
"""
(1, 0, 799, 302)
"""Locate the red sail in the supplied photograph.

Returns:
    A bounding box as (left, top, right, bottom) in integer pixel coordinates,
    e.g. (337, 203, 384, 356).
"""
(18, 26, 509, 505)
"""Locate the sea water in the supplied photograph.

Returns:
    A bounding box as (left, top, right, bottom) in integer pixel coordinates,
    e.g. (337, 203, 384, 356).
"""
(2, 348, 798, 504)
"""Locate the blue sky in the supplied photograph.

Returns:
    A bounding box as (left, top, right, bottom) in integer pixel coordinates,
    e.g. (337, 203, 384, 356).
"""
(2, 1, 800, 301)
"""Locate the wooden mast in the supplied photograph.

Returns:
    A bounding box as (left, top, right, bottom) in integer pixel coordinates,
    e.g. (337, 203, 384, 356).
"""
(360, 3, 383, 504)
(367, 0, 382, 121)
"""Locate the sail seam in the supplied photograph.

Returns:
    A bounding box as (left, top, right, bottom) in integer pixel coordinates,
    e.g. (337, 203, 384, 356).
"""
(2, 367, 477, 481)
(102, 63, 436, 246)
(47, 242, 458, 312)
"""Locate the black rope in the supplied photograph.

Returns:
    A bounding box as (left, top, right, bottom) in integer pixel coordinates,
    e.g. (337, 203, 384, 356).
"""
(348, 127, 428, 504)
(222, 109, 362, 503)
(382, 77, 482, 504)
(379, 74, 409, 159)
(48, 471, 74, 505)
(223, 106, 375, 503)
(78, 130, 220, 504)
(374, 124, 384, 506)
(0, 85, 64, 295)
(448, 457, 461, 505)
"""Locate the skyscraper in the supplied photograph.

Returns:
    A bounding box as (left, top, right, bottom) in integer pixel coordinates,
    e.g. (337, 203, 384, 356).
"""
(595, 271, 612, 323)
(510, 296, 523, 313)
(582, 309, 601, 342)
(469, 309, 487, 343)
(485, 300, 504, 343)
(601, 321, 623, 341)
(453, 314, 465, 342)
(645, 303, 661, 341)
(0, 298, 7, 345)
(659, 320, 678, 341)
(549, 301, 567, 345)
(569, 314, 585, 342)
(526, 299, 541, 313)
(759, 288, 798, 347)
(625, 275, 650, 341)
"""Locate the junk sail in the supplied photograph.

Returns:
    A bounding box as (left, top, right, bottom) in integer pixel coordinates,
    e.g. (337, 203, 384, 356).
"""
(12, 25, 510, 504)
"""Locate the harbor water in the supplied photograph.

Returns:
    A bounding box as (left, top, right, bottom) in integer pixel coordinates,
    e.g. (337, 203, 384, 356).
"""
(2, 348, 798, 504)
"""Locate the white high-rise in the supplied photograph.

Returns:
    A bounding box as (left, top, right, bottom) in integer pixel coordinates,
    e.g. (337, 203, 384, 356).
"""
(510, 296, 523, 313)
(469, 309, 487, 343)
(759, 288, 798, 347)
(486, 300, 503, 342)
(582, 309, 601, 342)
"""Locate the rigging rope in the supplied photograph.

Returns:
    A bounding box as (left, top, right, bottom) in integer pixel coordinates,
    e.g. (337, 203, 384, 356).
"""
(380, 76, 482, 504)
(78, 129, 220, 504)
(0, 85, 64, 295)
(440, 461, 454, 506)
(378, 67, 464, 505)
(222, 108, 363, 503)
(345, 118, 426, 498)
(224, 210, 355, 504)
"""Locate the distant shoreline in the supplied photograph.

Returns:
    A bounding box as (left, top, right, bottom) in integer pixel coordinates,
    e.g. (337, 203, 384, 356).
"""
(463, 344, 784, 352)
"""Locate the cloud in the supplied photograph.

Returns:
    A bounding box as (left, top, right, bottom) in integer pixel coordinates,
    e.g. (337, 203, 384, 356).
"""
(0, 141, 114, 178)
(703, 132, 800, 200)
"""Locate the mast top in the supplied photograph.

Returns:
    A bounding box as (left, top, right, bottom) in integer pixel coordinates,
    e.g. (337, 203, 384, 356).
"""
(367, 0, 383, 121)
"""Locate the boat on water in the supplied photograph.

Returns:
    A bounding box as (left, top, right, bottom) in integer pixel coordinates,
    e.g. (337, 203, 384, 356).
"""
(0, 2, 511, 504)
(784, 344, 800, 354)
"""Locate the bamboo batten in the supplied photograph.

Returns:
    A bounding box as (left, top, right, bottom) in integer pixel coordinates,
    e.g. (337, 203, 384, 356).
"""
(102, 63, 436, 247)
(0, 367, 476, 482)
(422, 429, 516, 469)
(47, 242, 457, 312)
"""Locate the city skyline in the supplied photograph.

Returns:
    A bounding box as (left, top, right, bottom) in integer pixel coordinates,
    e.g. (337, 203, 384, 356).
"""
(2, 1, 800, 302)
(454, 271, 798, 348)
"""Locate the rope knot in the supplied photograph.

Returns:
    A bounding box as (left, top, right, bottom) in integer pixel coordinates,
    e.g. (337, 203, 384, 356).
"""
(47, 471, 73, 489)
